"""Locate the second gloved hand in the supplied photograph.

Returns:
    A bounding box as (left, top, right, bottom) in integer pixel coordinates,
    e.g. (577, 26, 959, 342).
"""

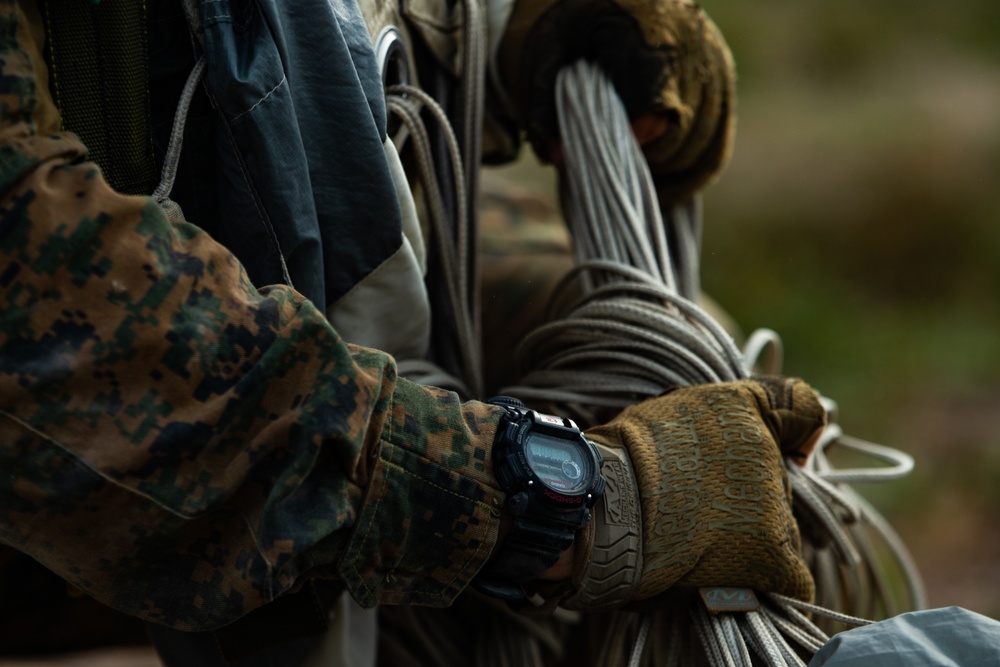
(561, 377, 826, 610)
(495, 0, 736, 203)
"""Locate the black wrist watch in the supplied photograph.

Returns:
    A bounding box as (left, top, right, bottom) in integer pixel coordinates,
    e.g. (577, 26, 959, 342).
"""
(473, 397, 605, 602)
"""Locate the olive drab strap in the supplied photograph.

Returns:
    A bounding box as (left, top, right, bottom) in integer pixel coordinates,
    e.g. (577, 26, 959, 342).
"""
(37, 0, 158, 196)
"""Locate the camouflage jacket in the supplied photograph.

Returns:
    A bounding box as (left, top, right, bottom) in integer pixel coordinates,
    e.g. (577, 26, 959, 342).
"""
(0, 0, 503, 632)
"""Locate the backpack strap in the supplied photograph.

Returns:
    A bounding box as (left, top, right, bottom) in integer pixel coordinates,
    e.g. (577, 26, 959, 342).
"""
(38, 0, 158, 195)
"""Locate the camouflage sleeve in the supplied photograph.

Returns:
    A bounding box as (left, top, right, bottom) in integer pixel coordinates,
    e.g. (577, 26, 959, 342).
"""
(0, 0, 503, 632)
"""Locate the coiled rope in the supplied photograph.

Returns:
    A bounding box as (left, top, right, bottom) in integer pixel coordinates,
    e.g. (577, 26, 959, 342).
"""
(376, 15, 922, 663)
(381, 0, 488, 398)
(385, 83, 482, 396)
(497, 60, 925, 666)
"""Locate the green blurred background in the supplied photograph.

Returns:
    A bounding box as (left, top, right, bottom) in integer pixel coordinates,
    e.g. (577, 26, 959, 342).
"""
(488, 0, 1000, 619)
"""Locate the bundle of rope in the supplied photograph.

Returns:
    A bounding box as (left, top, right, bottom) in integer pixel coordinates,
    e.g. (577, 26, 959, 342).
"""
(381, 0, 488, 398)
(385, 82, 484, 397)
(374, 1, 921, 662)
(497, 60, 924, 666)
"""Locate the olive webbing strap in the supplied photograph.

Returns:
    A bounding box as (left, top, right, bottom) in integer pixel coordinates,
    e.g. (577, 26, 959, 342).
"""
(39, 0, 158, 196)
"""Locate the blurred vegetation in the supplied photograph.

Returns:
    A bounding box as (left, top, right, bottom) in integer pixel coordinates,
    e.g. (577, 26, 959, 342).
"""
(699, 0, 1000, 618)
(489, 0, 1000, 618)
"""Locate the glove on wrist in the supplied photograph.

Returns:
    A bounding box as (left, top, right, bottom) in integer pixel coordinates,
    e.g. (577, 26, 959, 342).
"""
(562, 378, 825, 611)
(496, 0, 736, 202)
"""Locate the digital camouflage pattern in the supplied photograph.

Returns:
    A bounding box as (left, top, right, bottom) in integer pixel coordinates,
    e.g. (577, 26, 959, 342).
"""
(0, 0, 503, 631)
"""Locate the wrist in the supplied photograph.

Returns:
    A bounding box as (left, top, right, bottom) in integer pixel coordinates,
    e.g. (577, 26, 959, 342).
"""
(536, 542, 575, 581)
(491, 507, 576, 582)
(473, 397, 604, 602)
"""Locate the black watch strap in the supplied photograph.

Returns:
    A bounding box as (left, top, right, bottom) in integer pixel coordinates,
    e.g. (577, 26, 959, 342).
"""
(473, 515, 577, 601)
(473, 396, 601, 602)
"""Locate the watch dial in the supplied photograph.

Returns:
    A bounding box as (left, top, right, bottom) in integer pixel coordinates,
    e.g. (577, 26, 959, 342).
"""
(525, 432, 589, 494)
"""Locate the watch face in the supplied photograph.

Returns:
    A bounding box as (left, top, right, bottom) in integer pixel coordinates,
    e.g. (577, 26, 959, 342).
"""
(524, 432, 590, 494)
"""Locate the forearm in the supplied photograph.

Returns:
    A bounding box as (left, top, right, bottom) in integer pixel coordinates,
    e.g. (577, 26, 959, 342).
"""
(0, 147, 504, 629)
(0, 0, 503, 630)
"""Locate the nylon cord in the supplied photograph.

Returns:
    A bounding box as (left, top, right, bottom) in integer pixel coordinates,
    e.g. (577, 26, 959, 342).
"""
(499, 59, 925, 666)
(379, 21, 922, 662)
(385, 84, 485, 397)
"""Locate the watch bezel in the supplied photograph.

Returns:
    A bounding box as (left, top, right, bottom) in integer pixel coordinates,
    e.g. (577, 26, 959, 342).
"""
(498, 408, 604, 512)
(474, 398, 606, 601)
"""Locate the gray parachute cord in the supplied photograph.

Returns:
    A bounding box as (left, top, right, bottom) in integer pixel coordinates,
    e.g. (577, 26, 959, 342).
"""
(848, 511, 902, 619)
(567, 300, 741, 376)
(152, 56, 206, 208)
(739, 612, 797, 667)
(557, 64, 676, 291)
(789, 466, 864, 569)
(514, 317, 730, 385)
(804, 423, 925, 614)
(510, 370, 670, 397)
(759, 605, 828, 654)
(503, 58, 924, 666)
(627, 614, 654, 667)
(534, 348, 698, 386)
(693, 604, 737, 667)
(721, 614, 754, 667)
(764, 601, 832, 647)
(385, 94, 470, 388)
(798, 455, 864, 524)
(663, 616, 685, 667)
(385, 85, 484, 397)
(742, 328, 784, 376)
(537, 261, 748, 377)
(749, 611, 808, 667)
(457, 0, 485, 392)
(665, 199, 703, 301)
(816, 434, 916, 484)
(768, 593, 874, 628)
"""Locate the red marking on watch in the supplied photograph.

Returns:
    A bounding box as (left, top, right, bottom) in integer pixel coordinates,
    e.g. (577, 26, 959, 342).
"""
(543, 489, 584, 504)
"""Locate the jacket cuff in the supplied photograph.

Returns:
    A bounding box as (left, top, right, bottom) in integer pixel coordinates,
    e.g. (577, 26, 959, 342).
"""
(339, 380, 504, 607)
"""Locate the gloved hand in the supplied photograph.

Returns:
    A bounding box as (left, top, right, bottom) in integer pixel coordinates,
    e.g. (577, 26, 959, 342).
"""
(560, 377, 825, 611)
(494, 0, 736, 202)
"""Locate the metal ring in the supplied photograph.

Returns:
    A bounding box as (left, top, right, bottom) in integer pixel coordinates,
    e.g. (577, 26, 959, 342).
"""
(375, 26, 410, 88)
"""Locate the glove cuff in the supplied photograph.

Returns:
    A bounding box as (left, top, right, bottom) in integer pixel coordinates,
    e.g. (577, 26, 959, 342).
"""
(562, 441, 643, 610)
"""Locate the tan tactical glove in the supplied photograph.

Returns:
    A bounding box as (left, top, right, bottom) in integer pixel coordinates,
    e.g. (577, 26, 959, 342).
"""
(495, 0, 736, 202)
(561, 378, 825, 611)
